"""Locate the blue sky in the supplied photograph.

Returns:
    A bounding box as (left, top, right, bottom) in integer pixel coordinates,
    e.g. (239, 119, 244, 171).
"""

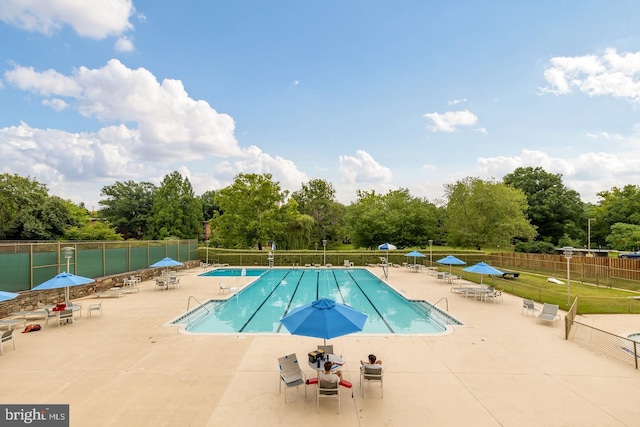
(2, 1, 640, 210)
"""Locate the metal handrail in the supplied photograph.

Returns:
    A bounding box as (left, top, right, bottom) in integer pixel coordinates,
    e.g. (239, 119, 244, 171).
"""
(186, 296, 210, 324)
(430, 297, 449, 312)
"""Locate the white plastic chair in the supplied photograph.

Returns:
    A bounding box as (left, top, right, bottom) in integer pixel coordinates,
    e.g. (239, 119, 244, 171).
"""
(88, 301, 103, 317)
(0, 329, 16, 355)
(278, 353, 306, 403)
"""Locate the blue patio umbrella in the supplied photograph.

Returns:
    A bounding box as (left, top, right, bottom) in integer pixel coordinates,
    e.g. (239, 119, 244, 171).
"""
(0, 291, 19, 302)
(32, 272, 95, 302)
(150, 257, 183, 268)
(463, 262, 504, 284)
(436, 255, 466, 274)
(280, 298, 368, 345)
(404, 250, 426, 266)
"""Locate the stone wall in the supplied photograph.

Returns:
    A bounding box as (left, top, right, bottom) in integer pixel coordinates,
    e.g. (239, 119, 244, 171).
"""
(0, 261, 200, 318)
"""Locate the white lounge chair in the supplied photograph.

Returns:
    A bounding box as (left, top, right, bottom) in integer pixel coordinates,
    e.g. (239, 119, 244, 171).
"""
(278, 353, 306, 402)
(537, 303, 560, 324)
(88, 301, 103, 317)
(0, 329, 16, 355)
(522, 299, 539, 316)
(317, 380, 340, 413)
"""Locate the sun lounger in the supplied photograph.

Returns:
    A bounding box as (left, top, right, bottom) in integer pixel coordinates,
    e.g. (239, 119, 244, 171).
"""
(95, 288, 126, 298)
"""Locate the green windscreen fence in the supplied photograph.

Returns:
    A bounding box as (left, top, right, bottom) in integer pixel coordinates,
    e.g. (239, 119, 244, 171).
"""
(0, 240, 197, 292)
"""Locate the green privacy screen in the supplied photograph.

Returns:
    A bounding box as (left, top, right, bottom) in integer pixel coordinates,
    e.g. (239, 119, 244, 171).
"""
(0, 240, 197, 292)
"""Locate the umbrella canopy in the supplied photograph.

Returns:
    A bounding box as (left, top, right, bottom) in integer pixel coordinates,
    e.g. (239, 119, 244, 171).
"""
(280, 298, 368, 344)
(150, 257, 183, 268)
(378, 243, 397, 251)
(0, 290, 19, 302)
(404, 250, 426, 267)
(436, 255, 466, 273)
(32, 272, 94, 302)
(463, 262, 504, 284)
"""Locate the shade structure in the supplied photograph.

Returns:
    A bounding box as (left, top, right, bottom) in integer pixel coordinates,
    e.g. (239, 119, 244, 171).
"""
(32, 272, 95, 302)
(0, 291, 19, 302)
(280, 298, 368, 345)
(436, 255, 466, 274)
(404, 250, 426, 267)
(463, 262, 504, 284)
(150, 257, 183, 268)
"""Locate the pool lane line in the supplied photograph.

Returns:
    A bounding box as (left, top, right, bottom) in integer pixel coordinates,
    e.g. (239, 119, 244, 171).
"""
(238, 269, 293, 333)
(330, 270, 346, 303)
(345, 270, 395, 333)
(275, 270, 306, 333)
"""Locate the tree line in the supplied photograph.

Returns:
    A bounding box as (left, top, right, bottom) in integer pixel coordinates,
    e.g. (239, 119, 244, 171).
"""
(2, 167, 640, 252)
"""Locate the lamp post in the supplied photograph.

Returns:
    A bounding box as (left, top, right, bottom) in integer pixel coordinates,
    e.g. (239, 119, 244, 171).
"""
(322, 239, 327, 266)
(428, 240, 433, 267)
(587, 218, 595, 256)
(563, 246, 573, 306)
(62, 246, 75, 274)
(205, 240, 210, 267)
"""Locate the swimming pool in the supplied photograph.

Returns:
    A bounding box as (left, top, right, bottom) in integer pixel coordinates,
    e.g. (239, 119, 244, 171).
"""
(176, 268, 461, 334)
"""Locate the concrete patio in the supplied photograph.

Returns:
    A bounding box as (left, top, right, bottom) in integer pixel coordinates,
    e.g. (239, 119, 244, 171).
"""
(1, 266, 639, 427)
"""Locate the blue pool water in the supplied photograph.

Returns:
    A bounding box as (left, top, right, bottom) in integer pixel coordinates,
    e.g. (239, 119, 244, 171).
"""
(178, 268, 460, 334)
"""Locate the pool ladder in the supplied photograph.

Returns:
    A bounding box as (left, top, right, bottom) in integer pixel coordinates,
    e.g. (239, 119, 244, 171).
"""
(186, 296, 210, 324)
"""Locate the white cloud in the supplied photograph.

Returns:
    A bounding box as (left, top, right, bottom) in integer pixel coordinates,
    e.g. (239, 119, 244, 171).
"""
(586, 132, 624, 140)
(448, 98, 468, 105)
(4, 59, 241, 162)
(41, 98, 67, 111)
(0, 0, 135, 39)
(423, 110, 478, 132)
(339, 150, 392, 184)
(115, 36, 134, 53)
(475, 127, 488, 135)
(541, 48, 640, 102)
(476, 148, 640, 203)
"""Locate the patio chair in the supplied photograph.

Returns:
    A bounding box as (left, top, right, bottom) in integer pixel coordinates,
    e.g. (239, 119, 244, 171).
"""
(522, 299, 539, 316)
(0, 329, 16, 355)
(278, 353, 306, 403)
(57, 309, 75, 327)
(486, 290, 503, 303)
(88, 301, 103, 317)
(360, 365, 384, 397)
(168, 276, 180, 288)
(66, 301, 82, 318)
(44, 308, 60, 326)
(536, 303, 560, 325)
(317, 380, 340, 413)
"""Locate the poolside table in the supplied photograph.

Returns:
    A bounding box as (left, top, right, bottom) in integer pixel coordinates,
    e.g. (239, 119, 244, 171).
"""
(308, 354, 345, 374)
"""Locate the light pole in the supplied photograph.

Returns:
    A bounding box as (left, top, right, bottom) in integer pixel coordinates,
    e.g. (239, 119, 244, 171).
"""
(587, 218, 595, 256)
(62, 246, 75, 273)
(62, 246, 75, 303)
(322, 239, 327, 266)
(563, 246, 573, 306)
(428, 240, 433, 267)
(205, 240, 210, 267)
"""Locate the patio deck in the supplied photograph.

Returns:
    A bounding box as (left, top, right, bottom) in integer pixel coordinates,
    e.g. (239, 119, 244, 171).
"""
(1, 266, 639, 427)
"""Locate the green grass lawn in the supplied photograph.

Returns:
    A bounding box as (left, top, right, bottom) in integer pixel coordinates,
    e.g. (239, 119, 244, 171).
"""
(449, 266, 640, 314)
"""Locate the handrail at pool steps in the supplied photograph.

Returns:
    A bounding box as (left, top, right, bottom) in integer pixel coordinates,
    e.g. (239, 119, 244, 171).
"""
(186, 296, 210, 325)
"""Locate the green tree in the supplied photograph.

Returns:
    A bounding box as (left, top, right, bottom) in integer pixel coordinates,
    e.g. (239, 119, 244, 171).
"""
(0, 174, 86, 240)
(503, 167, 585, 245)
(605, 223, 640, 251)
(199, 190, 219, 221)
(99, 180, 156, 239)
(212, 173, 287, 248)
(279, 199, 315, 250)
(147, 172, 203, 239)
(291, 179, 346, 246)
(64, 221, 122, 240)
(591, 185, 640, 249)
(345, 188, 438, 248)
(445, 177, 537, 249)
